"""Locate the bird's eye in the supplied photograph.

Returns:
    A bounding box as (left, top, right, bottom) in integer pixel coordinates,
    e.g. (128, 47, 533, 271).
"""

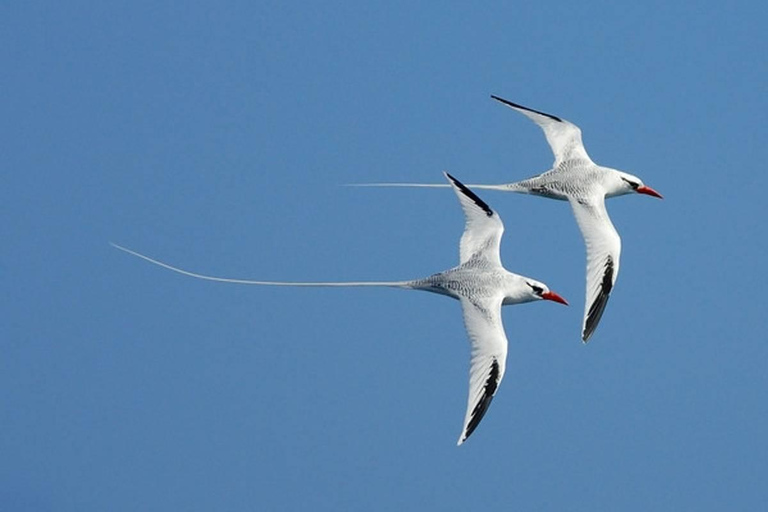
(621, 177, 639, 190)
(527, 283, 544, 295)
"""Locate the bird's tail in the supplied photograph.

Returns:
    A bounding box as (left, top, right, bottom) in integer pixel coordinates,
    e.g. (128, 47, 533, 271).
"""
(345, 182, 517, 191)
(344, 182, 453, 189)
(110, 243, 415, 289)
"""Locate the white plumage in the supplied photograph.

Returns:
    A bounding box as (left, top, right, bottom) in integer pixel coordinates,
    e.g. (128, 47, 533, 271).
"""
(352, 95, 662, 342)
(112, 172, 568, 444)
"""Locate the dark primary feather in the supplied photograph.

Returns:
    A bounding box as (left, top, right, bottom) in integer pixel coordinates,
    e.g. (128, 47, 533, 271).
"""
(463, 358, 500, 442)
(446, 172, 494, 217)
(490, 95, 564, 123)
(583, 256, 615, 342)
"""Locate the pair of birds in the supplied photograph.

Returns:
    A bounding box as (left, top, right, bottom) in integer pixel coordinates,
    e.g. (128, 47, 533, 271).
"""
(113, 95, 662, 445)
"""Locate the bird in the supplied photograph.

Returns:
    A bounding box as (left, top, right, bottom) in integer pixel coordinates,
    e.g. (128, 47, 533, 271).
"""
(112, 172, 568, 445)
(350, 95, 662, 342)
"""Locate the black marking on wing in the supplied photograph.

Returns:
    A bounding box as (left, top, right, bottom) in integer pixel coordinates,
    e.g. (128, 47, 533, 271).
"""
(446, 172, 494, 217)
(583, 256, 615, 342)
(490, 95, 563, 123)
(464, 358, 500, 442)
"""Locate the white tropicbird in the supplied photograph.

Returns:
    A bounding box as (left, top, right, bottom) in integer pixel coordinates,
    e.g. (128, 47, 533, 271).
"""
(352, 95, 662, 342)
(112, 172, 568, 445)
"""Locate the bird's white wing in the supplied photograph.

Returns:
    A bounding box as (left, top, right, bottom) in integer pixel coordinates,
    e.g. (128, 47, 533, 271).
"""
(569, 197, 621, 342)
(457, 295, 508, 445)
(444, 172, 504, 266)
(491, 95, 591, 168)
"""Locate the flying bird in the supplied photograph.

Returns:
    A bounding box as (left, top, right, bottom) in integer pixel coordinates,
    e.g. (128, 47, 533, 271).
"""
(112, 172, 568, 445)
(351, 95, 662, 342)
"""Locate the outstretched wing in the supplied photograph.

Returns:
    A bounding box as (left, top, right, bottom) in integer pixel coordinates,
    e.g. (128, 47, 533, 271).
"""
(569, 197, 622, 342)
(491, 95, 591, 168)
(444, 172, 504, 267)
(457, 295, 508, 445)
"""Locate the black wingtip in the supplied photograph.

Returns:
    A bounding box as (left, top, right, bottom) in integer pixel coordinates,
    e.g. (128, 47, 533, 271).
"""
(445, 172, 494, 218)
(582, 256, 615, 342)
(490, 94, 563, 123)
(461, 359, 500, 443)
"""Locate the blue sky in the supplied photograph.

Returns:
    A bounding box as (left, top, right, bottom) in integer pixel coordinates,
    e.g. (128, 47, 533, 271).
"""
(3, 1, 767, 510)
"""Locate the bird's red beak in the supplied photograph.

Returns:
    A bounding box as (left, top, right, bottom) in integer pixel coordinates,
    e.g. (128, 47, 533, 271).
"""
(542, 291, 569, 306)
(636, 185, 663, 199)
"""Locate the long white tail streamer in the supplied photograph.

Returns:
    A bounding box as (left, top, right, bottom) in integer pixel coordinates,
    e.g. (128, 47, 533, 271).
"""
(110, 243, 413, 289)
(344, 182, 509, 191)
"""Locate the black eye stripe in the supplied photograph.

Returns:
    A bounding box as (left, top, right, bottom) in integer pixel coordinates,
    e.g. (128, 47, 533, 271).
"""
(527, 283, 544, 294)
(621, 177, 639, 190)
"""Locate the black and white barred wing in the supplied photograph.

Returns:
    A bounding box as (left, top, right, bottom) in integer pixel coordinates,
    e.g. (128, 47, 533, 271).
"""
(569, 197, 621, 342)
(457, 295, 508, 445)
(444, 172, 504, 267)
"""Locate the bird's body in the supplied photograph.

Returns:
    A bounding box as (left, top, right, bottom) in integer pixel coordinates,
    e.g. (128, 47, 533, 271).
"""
(411, 266, 532, 304)
(352, 95, 662, 342)
(113, 172, 567, 445)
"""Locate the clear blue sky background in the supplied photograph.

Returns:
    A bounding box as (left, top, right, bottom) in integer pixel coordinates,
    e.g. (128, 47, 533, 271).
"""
(3, 1, 767, 510)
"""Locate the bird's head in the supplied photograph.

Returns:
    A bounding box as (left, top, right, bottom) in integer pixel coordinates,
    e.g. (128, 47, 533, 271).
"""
(518, 280, 569, 306)
(611, 171, 663, 199)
